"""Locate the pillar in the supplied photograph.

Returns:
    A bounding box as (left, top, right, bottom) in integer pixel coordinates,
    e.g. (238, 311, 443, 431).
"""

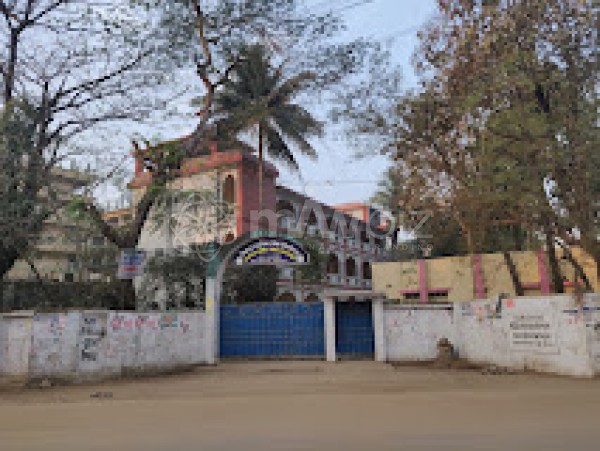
(418, 259, 428, 303)
(372, 298, 386, 362)
(324, 297, 336, 362)
(205, 277, 220, 364)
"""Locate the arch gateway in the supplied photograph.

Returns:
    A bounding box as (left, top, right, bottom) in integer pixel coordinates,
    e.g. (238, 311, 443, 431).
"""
(203, 231, 385, 363)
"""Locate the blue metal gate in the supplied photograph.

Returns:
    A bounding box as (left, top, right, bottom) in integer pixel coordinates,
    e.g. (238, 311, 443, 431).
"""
(335, 301, 374, 358)
(219, 302, 325, 358)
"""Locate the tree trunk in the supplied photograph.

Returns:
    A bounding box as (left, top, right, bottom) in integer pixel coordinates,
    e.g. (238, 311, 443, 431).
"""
(503, 251, 524, 296)
(119, 278, 137, 311)
(561, 244, 593, 292)
(545, 232, 564, 294)
(512, 224, 524, 251)
(258, 123, 264, 217)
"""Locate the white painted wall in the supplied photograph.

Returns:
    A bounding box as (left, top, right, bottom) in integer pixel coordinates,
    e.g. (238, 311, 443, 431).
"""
(0, 312, 33, 375)
(384, 295, 600, 377)
(1, 310, 210, 380)
(586, 295, 600, 374)
(384, 304, 455, 361)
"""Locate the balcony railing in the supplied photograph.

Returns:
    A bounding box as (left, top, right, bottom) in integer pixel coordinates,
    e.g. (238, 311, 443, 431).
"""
(347, 276, 359, 287)
(328, 273, 341, 284)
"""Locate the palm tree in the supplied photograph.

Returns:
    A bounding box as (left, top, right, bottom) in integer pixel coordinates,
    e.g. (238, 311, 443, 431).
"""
(215, 44, 323, 212)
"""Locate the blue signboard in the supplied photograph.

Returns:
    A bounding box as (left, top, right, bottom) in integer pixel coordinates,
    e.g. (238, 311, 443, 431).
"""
(117, 249, 146, 279)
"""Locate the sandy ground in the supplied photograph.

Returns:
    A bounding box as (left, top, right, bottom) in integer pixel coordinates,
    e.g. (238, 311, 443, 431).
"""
(1, 361, 600, 450)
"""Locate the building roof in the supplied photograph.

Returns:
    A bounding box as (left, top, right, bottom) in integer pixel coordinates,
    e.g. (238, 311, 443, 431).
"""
(333, 202, 368, 211)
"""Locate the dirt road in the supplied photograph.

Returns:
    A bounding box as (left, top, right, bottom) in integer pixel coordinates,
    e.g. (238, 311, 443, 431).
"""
(1, 361, 599, 450)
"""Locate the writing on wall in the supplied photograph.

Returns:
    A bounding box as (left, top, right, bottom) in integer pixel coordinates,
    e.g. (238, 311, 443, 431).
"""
(79, 313, 107, 362)
(509, 314, 558, 354)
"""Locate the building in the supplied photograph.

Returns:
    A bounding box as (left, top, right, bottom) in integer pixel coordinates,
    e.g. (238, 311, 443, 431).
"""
(5, 167, 111, 282)
(125, 140, 387, 303)
(373, 247, 599, 303)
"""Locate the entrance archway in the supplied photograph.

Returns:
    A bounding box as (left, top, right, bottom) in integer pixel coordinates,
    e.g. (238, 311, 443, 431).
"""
(205, 232, 317, 361)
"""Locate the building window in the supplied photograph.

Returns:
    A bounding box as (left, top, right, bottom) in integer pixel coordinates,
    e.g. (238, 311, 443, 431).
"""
(363, 262, 372, 280)
(91, 237, 105, 246)
(346, 257, 357, 277)
(327, 253, 339, 274)
(404, 293, 421, 301)
(64, 273, 74, 282)
(223, 175, 235, 204)
(306, 210, 318, 226)
(429, 292, 449, 303)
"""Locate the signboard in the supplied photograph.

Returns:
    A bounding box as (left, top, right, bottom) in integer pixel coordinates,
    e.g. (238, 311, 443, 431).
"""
(117, 249, 146, 279)
(231, 237, 308, 266)
(509, 313, 558, 354)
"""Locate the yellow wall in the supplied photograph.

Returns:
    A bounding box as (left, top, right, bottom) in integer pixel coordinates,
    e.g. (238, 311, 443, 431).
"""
(373, 248, 598, 302)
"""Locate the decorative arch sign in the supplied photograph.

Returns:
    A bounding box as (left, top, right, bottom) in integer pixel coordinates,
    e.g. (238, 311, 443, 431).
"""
(230, 237, 308, 266)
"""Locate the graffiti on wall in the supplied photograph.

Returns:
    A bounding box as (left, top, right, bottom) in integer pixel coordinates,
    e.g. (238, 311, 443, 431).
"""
(109, 313, 191, 334)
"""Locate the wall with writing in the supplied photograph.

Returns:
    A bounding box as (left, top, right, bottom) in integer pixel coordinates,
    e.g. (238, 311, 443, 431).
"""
(22, 310, 209, 380)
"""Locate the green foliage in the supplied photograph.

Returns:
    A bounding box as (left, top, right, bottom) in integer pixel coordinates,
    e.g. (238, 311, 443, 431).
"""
(223, 266, 277, 304)
(215, 44, 324, 170)
(0, 101, 45, 265)
(293, 235, 328, 284)
(372, 0, 599, 268)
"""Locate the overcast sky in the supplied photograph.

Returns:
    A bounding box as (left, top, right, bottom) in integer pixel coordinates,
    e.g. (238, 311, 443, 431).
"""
(93, 0, 437, 209)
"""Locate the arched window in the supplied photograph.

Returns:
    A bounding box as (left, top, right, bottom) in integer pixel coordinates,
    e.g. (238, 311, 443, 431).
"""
(363, 261, 372, 280)
(222, 175, 235, 204)
(327, 253, 339, 274)
(277, 200, 296, 228)
(276, 200, 295, 218)
(346, 257, 357, 277)
(307, 210, 318, 226)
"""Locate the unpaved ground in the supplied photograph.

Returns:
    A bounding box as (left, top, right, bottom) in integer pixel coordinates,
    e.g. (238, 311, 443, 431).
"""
(1, 361, 599, 450)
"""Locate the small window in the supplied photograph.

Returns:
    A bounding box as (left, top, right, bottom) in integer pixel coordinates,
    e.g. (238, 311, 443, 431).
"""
(363, 262, 372, 280)
(404, 293, 421, 301)
(327, 253, 339, 274)
(64, 273, 74, 282)
(346, 257, 357, 277)
(92, 237, 105, 246)
(429, 292, 449, 303)
(223, 175, 235, 204)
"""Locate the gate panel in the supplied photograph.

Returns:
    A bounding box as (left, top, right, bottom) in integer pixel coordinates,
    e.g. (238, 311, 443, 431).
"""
(335, 301, 374, 358)
(219, 302, 325, 358)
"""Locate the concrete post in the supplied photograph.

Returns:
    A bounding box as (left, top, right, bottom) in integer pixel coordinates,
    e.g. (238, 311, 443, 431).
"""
(372, 298, 386, 362)
(324, 297, 336, 362)
(205, 277, 220, 364)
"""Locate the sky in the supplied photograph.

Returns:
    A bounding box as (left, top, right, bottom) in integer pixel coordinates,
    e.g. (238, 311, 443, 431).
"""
(273, 0, 437, 207)
(91, 0, 438, 209)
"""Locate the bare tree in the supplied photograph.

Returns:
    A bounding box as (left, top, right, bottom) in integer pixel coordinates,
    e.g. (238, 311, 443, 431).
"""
(0, 1, 167, 279)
